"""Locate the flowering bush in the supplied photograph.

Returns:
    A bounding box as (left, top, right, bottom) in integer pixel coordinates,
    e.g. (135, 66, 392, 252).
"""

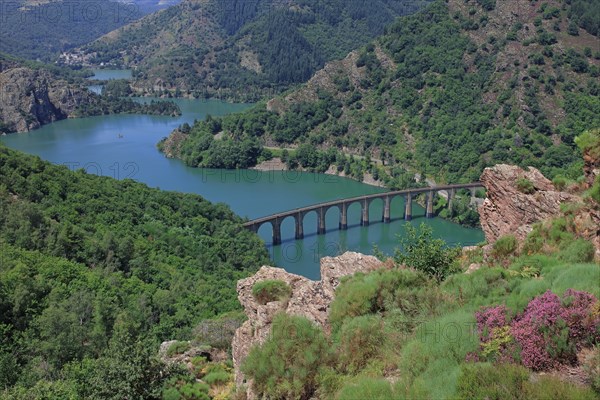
(468, 290, 600, 371)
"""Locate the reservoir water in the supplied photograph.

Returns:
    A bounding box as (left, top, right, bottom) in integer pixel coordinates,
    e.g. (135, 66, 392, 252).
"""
(1, 86, 484, 279)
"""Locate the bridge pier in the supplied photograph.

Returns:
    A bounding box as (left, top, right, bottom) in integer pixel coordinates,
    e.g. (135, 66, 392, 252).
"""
(339, 203, 348, 230)
(405, 193, 412, 221)
(295, 213, 304, 240)
(447, 188, 455, 211)
(272, 219, 282, 246)
(361, 199, 369, 226)
(318, 207, 326, 235)
(426, 191, 434, 218)
(383, 196, 391, 223)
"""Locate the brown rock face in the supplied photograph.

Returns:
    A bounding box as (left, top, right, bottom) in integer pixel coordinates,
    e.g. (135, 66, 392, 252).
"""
(0, 67, 97, 133)
(478, 164, 578, 243)
(232, 252, 382, 396)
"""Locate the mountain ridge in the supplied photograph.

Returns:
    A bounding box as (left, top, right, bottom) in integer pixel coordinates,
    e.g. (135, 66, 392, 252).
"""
(71, 0, 428, 100)
(163, 0, 600, 186)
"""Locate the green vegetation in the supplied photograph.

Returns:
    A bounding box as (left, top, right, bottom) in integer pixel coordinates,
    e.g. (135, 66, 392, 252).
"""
(242, 140, 600, 398)
(84, 0, 428, 100)
(516, 178, 536, 194)
(568, 0, 600, 37)
(241, 314, 332, 399)
(167, 0, 599, 188)
(0, 144, 269, 397)
(166, 341, 192, 357)
(491, 234, 518, 263)
(74, 94, 181, 119)
(244, 236, 600, 399)
(251, 280, 292, 305)
(394, 223, 461, 282)
(457, 363, 598, 399)
(0, 0, 144, 61)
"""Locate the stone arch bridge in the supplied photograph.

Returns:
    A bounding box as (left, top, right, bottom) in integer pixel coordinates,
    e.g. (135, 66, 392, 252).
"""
(243, 183, 483, 245)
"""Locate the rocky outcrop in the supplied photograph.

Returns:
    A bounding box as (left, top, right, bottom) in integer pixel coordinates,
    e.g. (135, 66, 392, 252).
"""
(478, 164, 578, 243)
(232, 252, 383, 396)
(0, 66, 98, 133)
(159, 340, 228, 372)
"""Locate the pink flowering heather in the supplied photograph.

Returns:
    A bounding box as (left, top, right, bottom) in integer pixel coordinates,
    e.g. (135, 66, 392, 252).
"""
(475, 305, 508, 341)
(470, 289, 600, 371)
(560, 289, 600, 346)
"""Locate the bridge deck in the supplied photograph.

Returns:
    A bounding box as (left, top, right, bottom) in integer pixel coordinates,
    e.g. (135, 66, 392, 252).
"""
(243, 182, 482, 227)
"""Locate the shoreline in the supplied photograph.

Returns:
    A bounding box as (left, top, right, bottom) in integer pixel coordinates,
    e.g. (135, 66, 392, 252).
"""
(251, 157, 386, 188)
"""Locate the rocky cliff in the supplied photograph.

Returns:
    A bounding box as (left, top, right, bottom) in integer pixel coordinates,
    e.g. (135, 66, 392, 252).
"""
(0, 66, 99, 133)
(478, 163, 600, 257)
(478, 164, 578, 243)
(232, 252, 383, 396)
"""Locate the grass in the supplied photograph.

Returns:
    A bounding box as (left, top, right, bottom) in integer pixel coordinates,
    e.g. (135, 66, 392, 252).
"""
(251, 280, 292, 305)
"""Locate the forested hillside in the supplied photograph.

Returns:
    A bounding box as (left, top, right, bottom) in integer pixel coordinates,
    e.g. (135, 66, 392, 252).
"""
(0, 145, 269, 397)
(0, 0, 149, 61)
(77, 0, 428, 100)
(166, 0, 600, 185)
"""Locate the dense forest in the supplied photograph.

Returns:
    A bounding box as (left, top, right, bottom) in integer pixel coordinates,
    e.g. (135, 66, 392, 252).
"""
(0, 145, 269, 397)
(0, 0, 145, 61)
(167, 0, 599, 185)
(80, 0, 429, 100)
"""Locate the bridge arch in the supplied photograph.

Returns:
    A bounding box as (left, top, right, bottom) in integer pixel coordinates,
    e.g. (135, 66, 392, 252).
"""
(243, 183, 484, 243)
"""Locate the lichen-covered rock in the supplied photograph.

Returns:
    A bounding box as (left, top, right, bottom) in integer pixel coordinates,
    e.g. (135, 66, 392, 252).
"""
(232, 251, 382, 397)
(478, 164, 578, 243)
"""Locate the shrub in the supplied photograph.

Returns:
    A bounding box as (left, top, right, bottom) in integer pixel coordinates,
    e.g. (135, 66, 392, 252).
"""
(472, 290, 600, 371)
(552, 175, 568, 191)
(394, 223, 461, 282)
(241, 314, 332, 399)
(522, 225, 545, 254)
(456, 362, 529, 400)
(335, 315, 386, 373)
(491, 235, 518, 261)
(457, 363, 598, 400)
(559, 239, 596, 263)
(470, 306, 518, 363)
(584, 346, 600, 394)
(329, 268, 428, 330)
(335, 377, 394, 400)
(251, 280, 291, 305)
(163, 379, 210, 400)
(575, 129, 600, 158)
(516, 178, 535, 194)
(166, 341, 191, 357)
(523, 375, 598, 399)
(203, 370, 230, 386)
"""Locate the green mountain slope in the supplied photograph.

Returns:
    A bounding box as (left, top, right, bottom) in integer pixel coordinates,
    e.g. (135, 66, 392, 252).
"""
(0, 144, 269, 396)
(165, 0, 600, 184)
(0, 0, 150, 61)
(76, 0, 428, 100)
